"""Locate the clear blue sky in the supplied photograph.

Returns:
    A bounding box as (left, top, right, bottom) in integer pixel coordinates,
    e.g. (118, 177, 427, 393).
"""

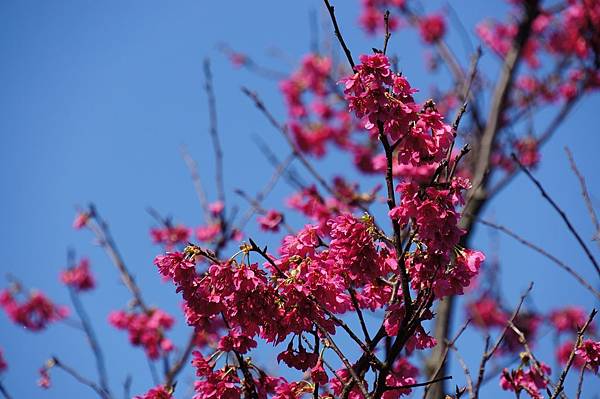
(1, 1, 599, 398)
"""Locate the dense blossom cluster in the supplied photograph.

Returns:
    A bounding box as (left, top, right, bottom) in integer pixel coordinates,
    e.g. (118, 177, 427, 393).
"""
(0, 289, 68, 331)
(342, 54, 452, 166)
(109, 309, 174, 359)
(60, 257, 95, 292)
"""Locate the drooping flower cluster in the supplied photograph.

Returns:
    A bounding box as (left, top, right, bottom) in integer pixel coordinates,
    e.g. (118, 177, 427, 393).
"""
(109, 308, 174, 359)
(60, 257, 95, 292)
(0, 289, 68, 331)
(342, 54, 452, 166)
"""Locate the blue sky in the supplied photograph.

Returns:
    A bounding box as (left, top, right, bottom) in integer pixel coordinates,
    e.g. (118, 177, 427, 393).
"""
(1, 1, 599, 398)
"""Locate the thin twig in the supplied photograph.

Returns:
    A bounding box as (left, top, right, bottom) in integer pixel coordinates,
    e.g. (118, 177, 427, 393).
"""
(477, 218, 600, 300)
(181, 146, 211, 222)
(512, 153, 600, 276)
(87, 205, 149, 313)
(0, 382, 13, 399)
(423, 320, 471, 399)
(322, 0, 355, 70)
(575, 362, 585, 399)
(53, 357, 111, 399)
(164, 332, 196, 387)
(565, 147, 600, 244)
(473, 282, 534, 398)
(123, 376, 132, 399)
(203, 59, 225, 205)
(68, 286, 110, 395)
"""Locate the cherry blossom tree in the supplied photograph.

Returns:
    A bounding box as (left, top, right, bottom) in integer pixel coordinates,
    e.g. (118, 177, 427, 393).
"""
(2, 1, 600, 399)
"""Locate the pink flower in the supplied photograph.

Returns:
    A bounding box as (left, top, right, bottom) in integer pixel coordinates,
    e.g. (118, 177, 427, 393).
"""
(72, 212, 90, 229)
(575, 339, 600, 372)
(37, 366, 51, 389)
(418, 14, 446, 44)
(0, 348, 7, 373)
(467, 297, 508, 329)
(209, 201, 225, 215)
(196, 223, 221, 242)
(150, 225, 191, 249)
(258, 210, 283, 232)
(500, 362, 551, 399)
(60, 257, 95, 292)
(549, 306, 592, 334)
(134, 385, 173, 399)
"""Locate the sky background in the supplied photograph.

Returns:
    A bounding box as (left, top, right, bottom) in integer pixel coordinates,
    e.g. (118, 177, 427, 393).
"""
(1, 1, 599, 398)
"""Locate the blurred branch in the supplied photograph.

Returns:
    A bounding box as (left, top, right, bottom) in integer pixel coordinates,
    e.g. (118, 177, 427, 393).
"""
(203, 58, 225, 206)
(181, 146, 211, 222)
(87, 205, 149, 313)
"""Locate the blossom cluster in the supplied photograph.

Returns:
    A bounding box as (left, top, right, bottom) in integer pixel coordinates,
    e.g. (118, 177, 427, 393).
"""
(109, 308, 175, 359)
(0, 289, 68, 331)
(60, 257, 95, 292)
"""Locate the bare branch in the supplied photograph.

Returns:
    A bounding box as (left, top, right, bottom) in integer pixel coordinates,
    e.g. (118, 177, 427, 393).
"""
(565, 147, 600, 244)
(512, 153, 600, 276)
(473, 282, 533, 397)
(53, 357, 111, 399)
(477, 218, 600, 300)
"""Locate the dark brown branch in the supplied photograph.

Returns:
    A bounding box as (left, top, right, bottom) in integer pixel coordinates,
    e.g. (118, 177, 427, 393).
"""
(512, 153, 600, 276)
(477, 218, 600, 300)
(379, 128, 413, 314)
(348, 287, 371, 344)
(322, 0, 356, 70)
